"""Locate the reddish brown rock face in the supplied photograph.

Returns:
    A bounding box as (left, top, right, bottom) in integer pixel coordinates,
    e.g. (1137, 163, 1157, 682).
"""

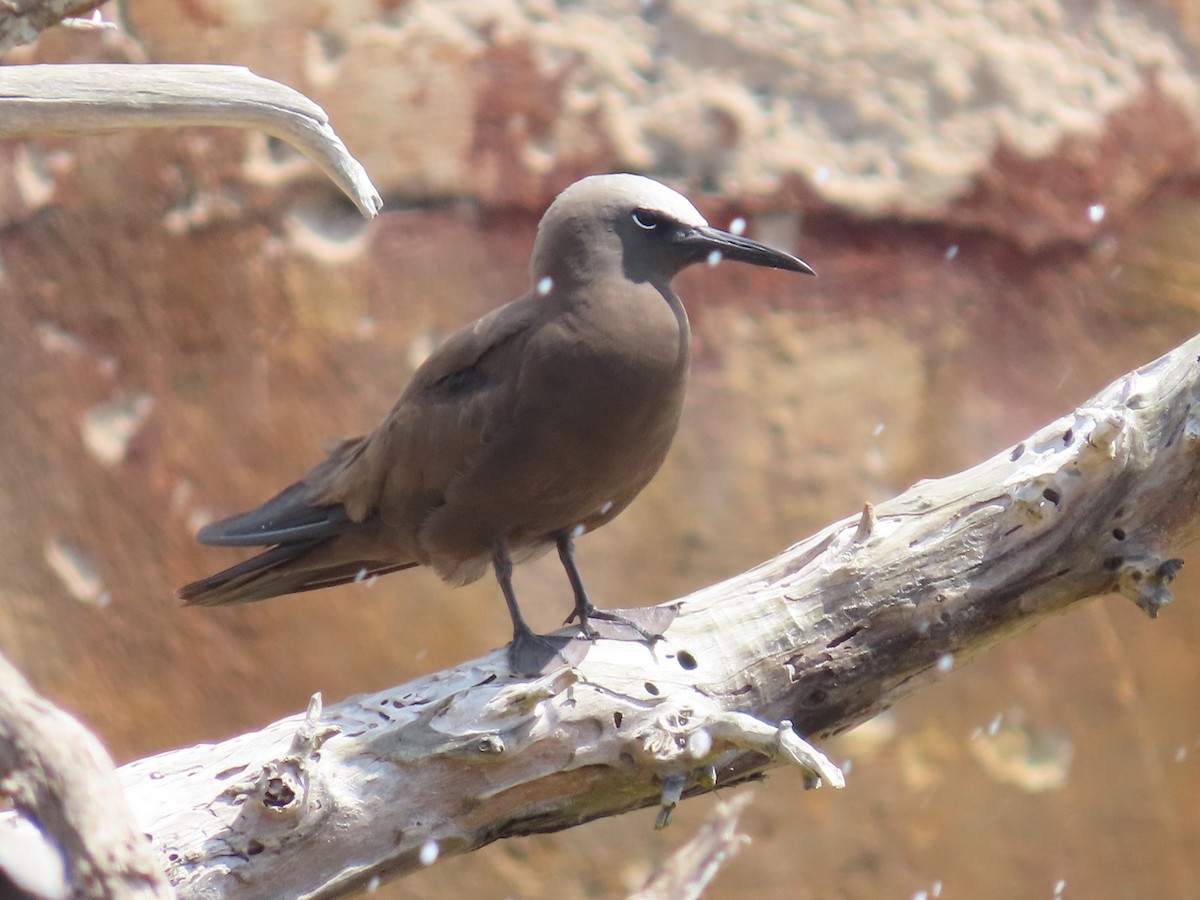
(4, 3, 1200, 898)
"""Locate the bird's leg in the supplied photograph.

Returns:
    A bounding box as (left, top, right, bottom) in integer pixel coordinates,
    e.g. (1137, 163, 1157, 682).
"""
(493, 544, 577, 674)
(557, 533, 660, 643)
(557, 533, 601, 639)
(494, 543, 535, 643)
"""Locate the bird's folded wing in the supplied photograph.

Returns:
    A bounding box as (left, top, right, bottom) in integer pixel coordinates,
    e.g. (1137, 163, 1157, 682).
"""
(195, 480, 356, 546)
(304, 293, 543, 524)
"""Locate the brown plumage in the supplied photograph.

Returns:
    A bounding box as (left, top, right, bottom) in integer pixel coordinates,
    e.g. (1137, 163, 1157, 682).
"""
(178, 174, 814, 671)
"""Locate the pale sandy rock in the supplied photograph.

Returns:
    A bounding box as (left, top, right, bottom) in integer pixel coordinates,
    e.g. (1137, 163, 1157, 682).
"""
(119, 0, 1200, 230)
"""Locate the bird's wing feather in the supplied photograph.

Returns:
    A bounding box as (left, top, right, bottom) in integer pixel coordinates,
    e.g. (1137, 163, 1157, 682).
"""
(304, 293, 543, 523)
(191, 294, 542, 557)
(195, 479, 357, 547)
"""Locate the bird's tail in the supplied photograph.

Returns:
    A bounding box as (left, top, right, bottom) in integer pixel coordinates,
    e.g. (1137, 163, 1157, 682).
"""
(177, 540, 417, 607)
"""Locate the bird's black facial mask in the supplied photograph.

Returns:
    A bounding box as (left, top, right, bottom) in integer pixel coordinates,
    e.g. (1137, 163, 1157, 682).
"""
(617, 208, 815, 283)
(614, 207, 686, 283)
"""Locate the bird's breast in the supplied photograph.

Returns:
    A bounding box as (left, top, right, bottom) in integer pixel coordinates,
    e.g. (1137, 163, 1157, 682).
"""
(541, 284, 688, 435)
(494, 284, 689, 517)
(418, 282, 691, 565)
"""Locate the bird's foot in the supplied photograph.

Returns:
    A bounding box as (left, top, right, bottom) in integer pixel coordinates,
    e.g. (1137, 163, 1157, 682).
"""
(574, 618, 603, 641)
(507, 627, 587, 676)
(567, 604, 675, 644)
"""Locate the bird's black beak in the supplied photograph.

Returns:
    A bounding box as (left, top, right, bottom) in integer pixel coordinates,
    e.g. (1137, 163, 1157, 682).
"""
(680, 225, 816, 276)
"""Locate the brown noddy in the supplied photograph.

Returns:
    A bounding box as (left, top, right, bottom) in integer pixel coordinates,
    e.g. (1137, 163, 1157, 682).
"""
(177, 173, 815, 672)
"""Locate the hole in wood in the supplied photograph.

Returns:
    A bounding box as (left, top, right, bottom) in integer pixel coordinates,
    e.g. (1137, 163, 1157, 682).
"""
(644, 682, 660, 696)
(677, 650, 698, 670)
(1042, 487, 1061, 505)
(1113, 528, 1126, 540)
(828, 626, 863, 648)
(263, 779, 295, 808)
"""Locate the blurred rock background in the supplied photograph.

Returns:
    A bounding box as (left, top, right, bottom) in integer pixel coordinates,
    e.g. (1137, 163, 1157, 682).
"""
(2, 0, 1200, 897)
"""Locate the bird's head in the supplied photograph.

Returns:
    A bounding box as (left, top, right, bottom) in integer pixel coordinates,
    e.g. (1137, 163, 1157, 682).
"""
(530, 173, 815, 289)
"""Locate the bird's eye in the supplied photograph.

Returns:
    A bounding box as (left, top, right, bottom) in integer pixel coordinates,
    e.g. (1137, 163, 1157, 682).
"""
(632, 209, 663, 231)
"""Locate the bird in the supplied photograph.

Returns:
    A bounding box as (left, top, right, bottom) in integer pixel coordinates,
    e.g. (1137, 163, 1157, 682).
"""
(177, 173, 815, 672)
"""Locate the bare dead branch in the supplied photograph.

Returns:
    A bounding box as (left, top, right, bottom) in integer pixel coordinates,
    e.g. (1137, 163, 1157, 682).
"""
(0, 64, 382, 217)
(0, 0, 104, 54)
(629, 793, 753, 900)
(0, 653, 173, 899)
(97, 330, 1200, 898)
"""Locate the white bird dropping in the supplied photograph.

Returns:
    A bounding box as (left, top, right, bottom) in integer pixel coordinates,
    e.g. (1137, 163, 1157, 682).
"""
(706, 249, 723, 267)
(536, 275, 553, 296)
(729, 217, 746, 236)
(936, 653, 954, 673)
(1087, 204, 1105, 223)
(419, 839, 439, 866)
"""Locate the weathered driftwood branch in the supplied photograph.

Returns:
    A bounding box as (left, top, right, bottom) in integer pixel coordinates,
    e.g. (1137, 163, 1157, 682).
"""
(0, 64, 382, 218)
(0, 0, 104, 54)
(0, 653, 173, 899)
(630, 793, 754, 900)
(115, 331, 1200, 898)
